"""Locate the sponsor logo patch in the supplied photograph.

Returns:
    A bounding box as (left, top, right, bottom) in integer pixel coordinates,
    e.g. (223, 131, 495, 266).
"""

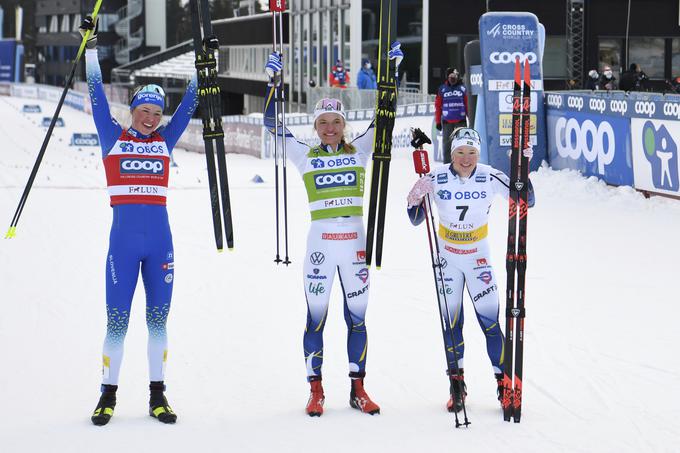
(322, 232, 358, 240)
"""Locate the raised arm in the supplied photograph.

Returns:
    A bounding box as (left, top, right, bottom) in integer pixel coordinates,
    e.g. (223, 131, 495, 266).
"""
(85, 49, 122, 156)
(159, 76, 199, 151)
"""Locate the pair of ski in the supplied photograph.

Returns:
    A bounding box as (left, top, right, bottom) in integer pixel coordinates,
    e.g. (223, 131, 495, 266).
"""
(502, 58, 531, 423)
(365, 0, 399, 269)
(189, 0, 234, 252)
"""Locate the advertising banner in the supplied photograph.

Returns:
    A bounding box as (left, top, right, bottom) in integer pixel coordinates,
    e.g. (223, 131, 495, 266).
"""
(22, 104, 41, 113)
(546, 107, 632, 186)
(71, 133, 100, 147)
(479, 12, 546, 175)
(630, 118, 680, 196)
(0, 40, 17, 82)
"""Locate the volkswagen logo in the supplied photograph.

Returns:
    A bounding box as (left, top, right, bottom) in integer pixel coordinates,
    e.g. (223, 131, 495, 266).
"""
(310, 252, 325, 265)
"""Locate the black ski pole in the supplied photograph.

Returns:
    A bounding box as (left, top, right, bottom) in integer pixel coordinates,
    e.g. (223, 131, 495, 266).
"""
(269, 0, 283, 264)
(5, 0, 103, 239)
(277, 7, 291, 265)
(411, 129, 470, 428)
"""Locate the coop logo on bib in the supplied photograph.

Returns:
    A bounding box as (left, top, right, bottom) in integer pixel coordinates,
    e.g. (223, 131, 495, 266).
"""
(314, 171, 357, 189)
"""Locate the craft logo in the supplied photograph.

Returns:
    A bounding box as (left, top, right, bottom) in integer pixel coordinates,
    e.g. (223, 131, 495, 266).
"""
(355, 268, 369, 284)
(310, 252, 325, 265)
(476, 271, 493, 285)
(641, 121, 679, 191)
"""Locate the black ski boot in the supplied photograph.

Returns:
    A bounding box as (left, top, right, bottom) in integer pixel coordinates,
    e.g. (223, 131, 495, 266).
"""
(149, 381, 177, 424)
(91, 384, 117, 426)
(446, 369, 467, 413)
(495, 373, 504, 402)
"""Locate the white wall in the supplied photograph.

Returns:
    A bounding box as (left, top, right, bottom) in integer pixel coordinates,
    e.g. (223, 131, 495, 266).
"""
(145, 0, 166, 50)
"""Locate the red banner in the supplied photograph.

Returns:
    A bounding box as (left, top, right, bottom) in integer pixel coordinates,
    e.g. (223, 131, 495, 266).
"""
(269, 0, 286, 12)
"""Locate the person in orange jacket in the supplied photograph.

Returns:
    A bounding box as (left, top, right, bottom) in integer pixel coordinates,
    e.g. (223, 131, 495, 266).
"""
(329, 59, 350, 88)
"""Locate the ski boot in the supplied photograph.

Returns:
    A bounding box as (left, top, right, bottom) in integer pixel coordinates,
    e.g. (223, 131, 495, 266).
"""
(446, 370, 467, 413)
(349, 372, 380, 415)
(91, 384, 117, 426)
(495, 373, 504, 402)
(149, 381, 177, 424)
(306, 377, 325, 417)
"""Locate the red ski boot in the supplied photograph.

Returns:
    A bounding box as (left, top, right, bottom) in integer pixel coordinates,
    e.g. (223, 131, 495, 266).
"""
(306, 378, 325, 417)
(349, 374, 380, 415)
(446, 372, 467, 413)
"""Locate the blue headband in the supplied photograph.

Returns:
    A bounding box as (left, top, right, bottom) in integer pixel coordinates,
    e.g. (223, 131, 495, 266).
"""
(130, 91, 165, 111)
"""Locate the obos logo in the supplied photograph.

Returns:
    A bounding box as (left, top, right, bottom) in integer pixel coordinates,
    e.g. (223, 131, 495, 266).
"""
(310, 158, 325, 169)
(609, 100, 628, 116)
(325, 156, 356, 167)
(470, 73, 483, 87)
(567, 96, 584, 111)
(119, 142, 135, 153)
(555, 117, 615, 175)
(453, 191, 487, 200)
(120, 158, 165, 174)
(634, 101, 656, 117)
(314, 171, 357, 189)
(489, 51, 537, 65)
(546, 94, 563, 108)
(641, 121, 679, 191)
(663, 102, 680, 120)
(589, 98, 606, 114)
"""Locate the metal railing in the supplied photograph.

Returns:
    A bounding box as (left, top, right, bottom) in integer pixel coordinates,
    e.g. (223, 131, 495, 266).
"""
(306, 87, 435, 112)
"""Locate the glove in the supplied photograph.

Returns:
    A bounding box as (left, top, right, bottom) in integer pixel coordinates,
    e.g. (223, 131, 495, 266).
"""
(389, 41, 404, 68)
(523, 143, 534, 160)
(79, 15, 98, 50)
(407, 176, 433, 208)
(436, 123, 442, 131)
(265, 52, 283, 83)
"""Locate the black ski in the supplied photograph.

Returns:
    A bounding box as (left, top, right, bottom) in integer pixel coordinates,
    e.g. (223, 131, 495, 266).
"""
(502, 58, 530, 423)
(365, 0, 398, 268)
(513, 60, 531, 423)
(189, 0, 234, 251)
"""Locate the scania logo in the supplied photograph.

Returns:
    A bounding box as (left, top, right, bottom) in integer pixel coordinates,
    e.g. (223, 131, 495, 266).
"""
(663, 102, 680, 120)
(314, 171, 357, 188)
(310, 252, 325, 265)
(635, 101, 656, 117)
(555, 117, 615, 175)
(546, 94, 563, 108)
(120, 158, 164, 174)
(609, 100, 628, 115)
(589, 98, 606, 114)
(567, 96, 584, 111)
(489, 51, 537, 64)
(470, 73, 483, 87)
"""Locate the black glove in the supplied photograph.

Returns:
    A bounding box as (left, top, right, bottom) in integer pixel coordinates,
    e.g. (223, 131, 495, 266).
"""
(79, 15, 98, 50)
(436, 123, 442, 131)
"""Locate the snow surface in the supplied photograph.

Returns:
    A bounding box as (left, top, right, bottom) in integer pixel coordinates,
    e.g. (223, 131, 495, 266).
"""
(0, 95, 679, 452)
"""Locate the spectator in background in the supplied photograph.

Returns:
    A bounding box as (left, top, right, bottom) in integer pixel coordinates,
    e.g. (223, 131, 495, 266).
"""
(585, 69, 600, 90)
(619, 63, 649, 92)
(599, 66, 618, 91)
(435, 68, 468, 164)
(329, 59, 350, 89)
(357, 58, 377, 90)
(669, 77, 680, 94)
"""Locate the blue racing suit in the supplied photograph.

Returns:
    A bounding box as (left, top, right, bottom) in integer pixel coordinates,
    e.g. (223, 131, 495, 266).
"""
(85, 48, 198, 385)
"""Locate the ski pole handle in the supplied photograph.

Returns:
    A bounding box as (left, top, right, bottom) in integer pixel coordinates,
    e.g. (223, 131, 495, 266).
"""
(413, 149, 430, 175)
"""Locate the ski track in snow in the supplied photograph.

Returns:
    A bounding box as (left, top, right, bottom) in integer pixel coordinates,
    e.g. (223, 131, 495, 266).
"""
(0, 96, 679, 452)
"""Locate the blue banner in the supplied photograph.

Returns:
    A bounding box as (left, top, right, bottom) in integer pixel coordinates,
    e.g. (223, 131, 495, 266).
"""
(546, 108, 633, 186)
(71, 133, 100, 146)
(42, 117, 65, 127)
(22, 104, 41, 113)
(0, 40, 17, 82)
(479, 12, 546, 175)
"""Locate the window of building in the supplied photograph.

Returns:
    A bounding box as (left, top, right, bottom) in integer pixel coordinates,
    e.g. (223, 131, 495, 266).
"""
(72, 14, 81, 32)
(544, 36, 567, 79)
(598, 38, 622, 75)
(49, 15, 59, 33)
(628, 37, 664, 78)
(61, 14, 70, 33)
(672, 39, 680, 78)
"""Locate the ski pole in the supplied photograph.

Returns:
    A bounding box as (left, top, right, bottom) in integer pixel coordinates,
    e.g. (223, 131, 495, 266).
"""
(411, 129, 470, 428)
(277, 6, 291, 265)
(269, 1, 282, 264)
(5, 0, 103, 239)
